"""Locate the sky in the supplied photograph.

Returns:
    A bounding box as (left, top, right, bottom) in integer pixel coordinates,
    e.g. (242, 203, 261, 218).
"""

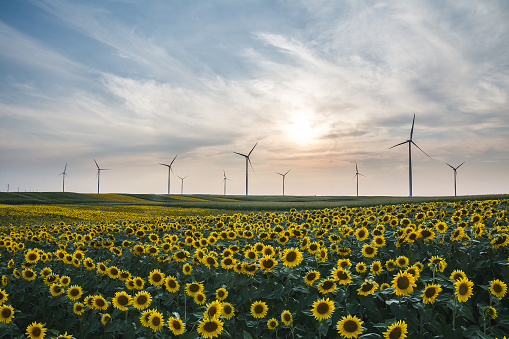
(1, 0, 508, 197)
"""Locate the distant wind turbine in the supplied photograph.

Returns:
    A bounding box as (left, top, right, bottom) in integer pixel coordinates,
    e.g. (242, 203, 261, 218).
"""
(59, 163, 68, 192)
(353, 162, 365, 197)
(446, 161, 465, 197)
(389, 113, 431, 197)
(177, 175, 188, 194)
(160, 155, 178, 195)
(94, 159, 110, 194)
(277, 169, 291, 196)
(223, 171, 231, 195)
(234, 142, 257, 196)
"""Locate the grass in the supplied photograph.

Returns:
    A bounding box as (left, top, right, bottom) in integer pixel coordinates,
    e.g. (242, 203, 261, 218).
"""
(0, 192, 508, 212)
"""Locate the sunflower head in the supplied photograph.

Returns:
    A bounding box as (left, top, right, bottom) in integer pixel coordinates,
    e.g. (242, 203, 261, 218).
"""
(383, 320, 407, 339)
(197, 317, 224, 338)
(267, 318, 279, 330)
(311, 298, 335, 321)
(250, 300, 268, 319)
(336, 314, 363, 338)
(454, 277, 474, 302)
(489, 279, 507, 298)
(167, 316, 186, 335)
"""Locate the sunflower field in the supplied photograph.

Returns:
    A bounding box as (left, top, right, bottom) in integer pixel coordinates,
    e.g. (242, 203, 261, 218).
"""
(0, 199, 508, 339)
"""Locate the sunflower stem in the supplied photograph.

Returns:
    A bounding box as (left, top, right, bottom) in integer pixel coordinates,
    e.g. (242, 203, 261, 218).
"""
(452, 296, 457, 330)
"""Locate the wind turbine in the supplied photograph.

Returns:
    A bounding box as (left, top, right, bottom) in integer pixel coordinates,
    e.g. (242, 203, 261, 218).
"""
(446, 161, 465, 197)
(59, 163, 68, 192)
(223, 171, 231, 195)
(160, 155, 178, 195)
(353, 162, 365, 197)
(389, 113, 431, 197)
(177, 175, 188, 194)
(277, 169, 291, 196)
(234, 142, 257, 196)
(94, 159, 110, 194)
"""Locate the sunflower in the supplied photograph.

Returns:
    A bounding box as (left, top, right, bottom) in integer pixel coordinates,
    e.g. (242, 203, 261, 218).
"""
(404, 265, 420, 280)
(93, 295, 109, 310)
(336, 314, 363, 338)
(357, 279, 379, 296)
(337, 258, 352, 270)
(219, 301, 234, 320)
(22, 268, 36, 281)
(491, 234, 509, 249)
(396, 256, 409, 267)
(182, 263, 193, 275)
(132, 290, 152, 310)
(83, 258, 95, 270)
(140, 309, 154, 327)
(259, 256, 278, 273)
(485, 306, 497, 319)
(242, 263, 258, 275)
(26, 322, 47, 339)
(194, 292, 206, 305)
(281, 310, 292, 325)
(380, 283, 390, 291)
(66, 285, 83, 301)
(0, 289, 8, 304)
(49, 284, 65, 297)
(132, 277, 145, 290)
(361, 244, 377, 258)
(197, 317, 224, 338)
(311, 298, 335, 320)
(370, 261, 383, 275)
(281, 248, 303, 267)
(267, 318, 279, 330)
(216, 288, 228, 300)
(0, 304, 14, 323)
(147, 310, 164, 332)
(101, 313, 111, 325)
(25, 250, 40, 264)
(317, 279, 337, 294)
(392, 271, 416, 296)
(331, 267, 352, 285)
(186, 282, 204, 297)
(449, 269, 466, 282)
(303, 270, 320, 285)
(455, 277, 474, 302)
(84, 295, 95, 309)
(53, 332, 72, 339)
(383, 320, 407, 339)
(355, 227, 369, 241)
(167, 316, 186, 335)
(73, 302, 85, 315)
(355, 262, 367, 273)
(165, 276, 180, 293)
(112, 291, 132, 311)
(204, 301, 223, 319)
(421, 284, 442, 304)
(147, 269, 164, 287)
(250, 300, 268, 319)
(221, 257, 236, 269)
(107, 266, 121, 279)
(489, 279, 507, 298)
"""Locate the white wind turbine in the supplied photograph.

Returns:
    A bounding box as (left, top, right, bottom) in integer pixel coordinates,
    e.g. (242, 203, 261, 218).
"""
(59, 163, 68, 192)
(160, 155, 178, 195)
(94, 159, 110, 194)
(223, 170, 231, 195)
(353, 162, 365, 197)
(177, 175, 188, 194)
(277, 169, 291, 196)
(389, 113, 431, 197)
(234, 142, 257, 196)
(446, 161, 465, 197)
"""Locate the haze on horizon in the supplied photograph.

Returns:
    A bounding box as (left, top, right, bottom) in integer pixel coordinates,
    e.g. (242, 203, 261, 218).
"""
(1, 0, 508, 197)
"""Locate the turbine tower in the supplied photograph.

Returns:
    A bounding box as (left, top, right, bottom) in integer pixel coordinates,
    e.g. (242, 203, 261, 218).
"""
(353, 162, 365, 197)
(94, 159, 110, 194)
(177, 175, 188, 194)
(59, 163, 68, 192)
(446, 161, 465, 197)
(277, 169, 291, 196)
(223, 170, 231, 195)
(389, 113, 431, 197)
(160, 155, 178, 195)
(234, 142, 257, 196)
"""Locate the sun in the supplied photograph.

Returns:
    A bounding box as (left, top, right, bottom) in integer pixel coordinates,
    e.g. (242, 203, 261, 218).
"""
(286, 114, 317, 145)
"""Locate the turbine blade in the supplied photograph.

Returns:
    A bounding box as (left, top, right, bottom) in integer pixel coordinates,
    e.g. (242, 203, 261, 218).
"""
(446, 163, 455, 169)
(389, 140, 408, 149)
(277, 172, 283, 176)
(285, 169, 291, 175)
(457, 161, 465, 169)
(248, 142, 258, 156)
(410, 113, 415, 140)
(94, 159, 99, 169)
(160, 163, 170, 167)
(411, 141, 432, 158)
(248, 157, 255, 174)
(234, 152, 247, 157)
(170, 155, 178, 166)
(355, 162, 358, 172)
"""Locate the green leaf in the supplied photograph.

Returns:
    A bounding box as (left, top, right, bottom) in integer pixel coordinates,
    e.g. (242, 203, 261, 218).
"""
(243, 330, 254, 339)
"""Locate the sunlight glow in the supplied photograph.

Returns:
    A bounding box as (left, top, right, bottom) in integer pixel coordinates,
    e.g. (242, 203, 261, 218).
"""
(286, 114, 318, 145)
